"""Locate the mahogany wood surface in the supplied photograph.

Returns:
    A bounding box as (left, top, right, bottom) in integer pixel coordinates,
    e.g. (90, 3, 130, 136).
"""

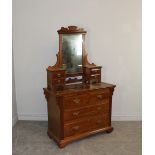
(44, 83, 115, 148)
(43, 26, 116, 148)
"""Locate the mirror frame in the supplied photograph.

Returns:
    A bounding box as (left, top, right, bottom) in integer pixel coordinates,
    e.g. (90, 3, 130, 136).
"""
(48, 26, 96, 77)
(58, 26, 86, 76)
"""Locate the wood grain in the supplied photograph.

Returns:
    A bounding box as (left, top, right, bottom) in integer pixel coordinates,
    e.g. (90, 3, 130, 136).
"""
(43, 26, 116, 148)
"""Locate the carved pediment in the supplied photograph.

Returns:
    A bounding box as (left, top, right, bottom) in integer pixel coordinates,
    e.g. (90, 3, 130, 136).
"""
(57, 26, 87, 34)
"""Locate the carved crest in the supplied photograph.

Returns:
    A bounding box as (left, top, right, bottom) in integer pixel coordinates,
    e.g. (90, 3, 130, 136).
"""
(57, 26, 87, 34)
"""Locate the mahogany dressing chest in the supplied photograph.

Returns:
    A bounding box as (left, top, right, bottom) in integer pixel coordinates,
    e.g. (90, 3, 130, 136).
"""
(43, 26, 116, 148)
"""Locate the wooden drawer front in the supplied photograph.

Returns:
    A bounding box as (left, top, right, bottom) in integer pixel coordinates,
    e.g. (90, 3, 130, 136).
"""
(90, 69, 101, 74)
(51, 78, 65, 85)
(64, 115, 109, 137)
(63, 95, 89, 109)
(90, 74, 101, 80)
(52, 71, 65, 79)
(64, 104, 109, 122)
(90, 115, 109, 130)
(64, 118, 91, 137)
(90, 88, 110, 95)
(90, 95, 109, 105)
(89, 90, 110, 104)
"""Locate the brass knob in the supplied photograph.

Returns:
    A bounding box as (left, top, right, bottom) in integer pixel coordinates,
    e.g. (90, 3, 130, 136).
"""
(73, 98, 80, 104)
(72, 126, 79, 131)
(72, 112, 80, 116)
(97, 107, 102, 111)
(96, 120, 102, 124)
(97, 95, 103, 100)
(57, 80, 61, 83)
(57, 74, 61, 78)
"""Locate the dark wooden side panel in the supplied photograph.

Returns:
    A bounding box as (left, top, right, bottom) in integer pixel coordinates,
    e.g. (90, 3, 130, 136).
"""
(47, 70, 52, 88)
(44, 83, 115, 148)
(45, 90, 61, 139)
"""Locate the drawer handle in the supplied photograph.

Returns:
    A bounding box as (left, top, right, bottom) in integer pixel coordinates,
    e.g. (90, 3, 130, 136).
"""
(72, 126, 79, 131)
(57, 80, 61, 83)
(97, 107, 102, 111)
(97, 95, 103, 100)
(73, 98, 80, 104)
(57, 74, 61, 78)
(72, 112, 80, 116)
(91, 75, 97, 77)
(96, 120, 102, 125)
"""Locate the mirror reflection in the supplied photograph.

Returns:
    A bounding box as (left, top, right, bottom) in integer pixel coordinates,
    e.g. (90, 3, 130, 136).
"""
(62, 34, 83, 73)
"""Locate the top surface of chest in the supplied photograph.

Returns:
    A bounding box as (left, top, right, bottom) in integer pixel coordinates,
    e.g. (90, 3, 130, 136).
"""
(55, 82, 115, 96)
(54, 82, 115, 111)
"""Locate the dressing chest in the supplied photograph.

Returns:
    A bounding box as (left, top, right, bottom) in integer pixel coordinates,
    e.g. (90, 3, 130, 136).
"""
(43, 26, 116, 148)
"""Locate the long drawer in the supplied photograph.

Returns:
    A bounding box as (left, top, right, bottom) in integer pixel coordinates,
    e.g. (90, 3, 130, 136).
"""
(63, 94, 89, 109)
(89, 89, 110, 105)
(64, 115, 109, 137)
(62, 89, 110, 110)
(64, 103, 109, 122)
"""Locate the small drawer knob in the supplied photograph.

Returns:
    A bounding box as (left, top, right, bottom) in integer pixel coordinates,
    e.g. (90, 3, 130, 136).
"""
(73, 98, 80, 104)
(72, 126, 79, 131)
(57, 74, 61, 78)
(72, 112, 80, 116)
(96, 120, 102, 125)
(97, 107, 102, 111)
(97, 95, 103, 100)
(57, 80, 61, 83)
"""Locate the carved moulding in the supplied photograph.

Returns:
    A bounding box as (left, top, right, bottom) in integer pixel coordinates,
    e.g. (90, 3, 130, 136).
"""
(47, 26, 96, 72)
(47, 51, 63, 71)
(57, 26, 87, 34)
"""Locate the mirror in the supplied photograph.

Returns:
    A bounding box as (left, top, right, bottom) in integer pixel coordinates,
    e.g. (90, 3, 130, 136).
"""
(62, 34, 83, 73)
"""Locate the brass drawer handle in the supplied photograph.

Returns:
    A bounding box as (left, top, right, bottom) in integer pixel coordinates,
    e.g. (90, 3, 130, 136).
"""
(57, 80, 61, 83)
(72, 112, 80, 116)
(96, 120, 102, 125)
(73, 98, 80, 104)
(57, 74, 61, 78)
(91, 75, 97, 77)
(72, 126, 79, 131)
(94, 70, 97, 73)
(91, 69, 100, 71)
(97, 95, 103, 100)
(97, 107, 102, 111)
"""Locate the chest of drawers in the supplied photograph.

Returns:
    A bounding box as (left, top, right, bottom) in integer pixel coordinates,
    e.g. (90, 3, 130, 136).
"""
(43, 26, 116, 148)
(44, 82, 115, 148)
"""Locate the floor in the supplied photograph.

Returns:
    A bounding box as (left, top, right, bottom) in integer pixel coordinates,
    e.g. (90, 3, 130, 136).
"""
(12, 121, 142, 155)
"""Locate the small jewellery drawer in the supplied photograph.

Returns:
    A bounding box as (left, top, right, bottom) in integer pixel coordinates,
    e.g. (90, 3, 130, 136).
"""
(51, 78, 65, 85)
(64, 104, 109, 122)
(64, 118, 91, 137)
(90, 74, 101, 80)
(90, 69, 101, 74)
(63, 94, 89, 109)
(52, 71, 65, 79)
